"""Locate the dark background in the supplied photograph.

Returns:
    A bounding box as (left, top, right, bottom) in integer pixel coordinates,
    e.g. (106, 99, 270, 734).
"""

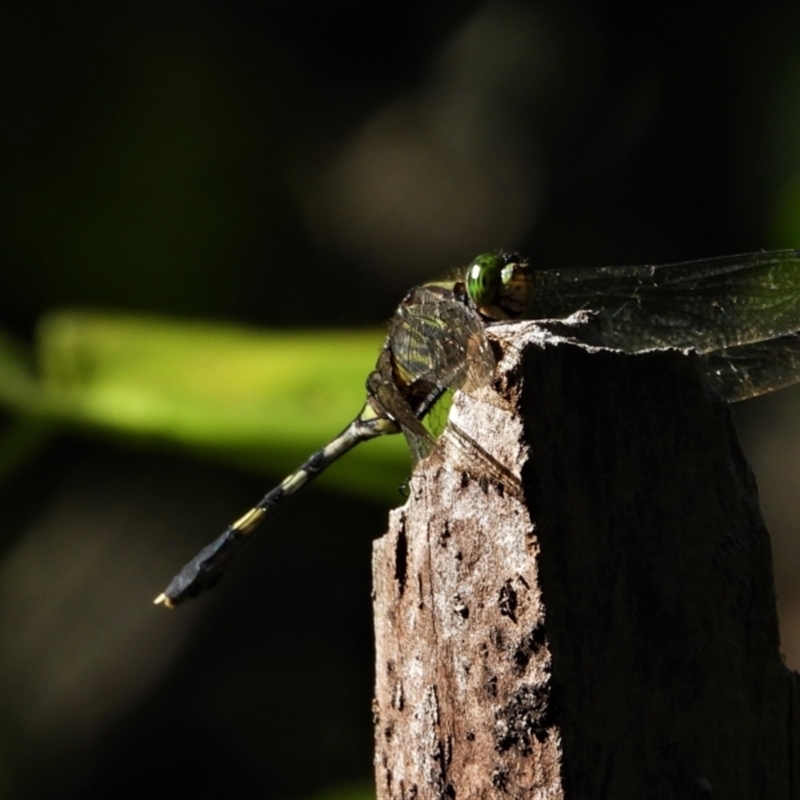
(2, 2, 799, 798)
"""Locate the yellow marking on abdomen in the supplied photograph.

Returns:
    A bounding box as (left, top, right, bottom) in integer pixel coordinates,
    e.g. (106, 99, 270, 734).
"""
(233, 507, 266, 532)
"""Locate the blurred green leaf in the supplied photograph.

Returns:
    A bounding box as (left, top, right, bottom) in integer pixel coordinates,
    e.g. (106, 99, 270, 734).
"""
(0, 312, 412, 500)
(303, 780, 375, 800)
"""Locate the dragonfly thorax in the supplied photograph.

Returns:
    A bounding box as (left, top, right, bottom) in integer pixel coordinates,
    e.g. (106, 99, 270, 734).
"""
(466, 252, 535, 321)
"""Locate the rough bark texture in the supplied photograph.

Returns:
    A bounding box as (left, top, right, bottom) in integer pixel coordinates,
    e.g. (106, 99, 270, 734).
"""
(372, 321, 799, 800)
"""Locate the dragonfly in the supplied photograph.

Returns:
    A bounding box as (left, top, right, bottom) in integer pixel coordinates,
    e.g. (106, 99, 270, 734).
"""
(155, 248, 800, 607)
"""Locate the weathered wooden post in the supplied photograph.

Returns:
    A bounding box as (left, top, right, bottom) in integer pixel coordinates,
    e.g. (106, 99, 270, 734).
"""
(372, 321, 798, 799)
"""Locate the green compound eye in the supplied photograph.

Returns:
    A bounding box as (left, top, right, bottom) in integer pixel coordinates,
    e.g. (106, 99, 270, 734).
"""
(466, 253, 505, 308)
(466, 252, 535, 320)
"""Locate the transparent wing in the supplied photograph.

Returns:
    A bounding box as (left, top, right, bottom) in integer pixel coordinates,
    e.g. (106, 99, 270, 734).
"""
(381, 283, 496, 462)
(529, 249, 800, 354)
(441, 421, 523, 499)
(700, 332, 800, 402)
(389, 283, 495, 394)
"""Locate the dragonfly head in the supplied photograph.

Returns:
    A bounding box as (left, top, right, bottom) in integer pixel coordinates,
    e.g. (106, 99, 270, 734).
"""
(465, 252, 534, 321)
